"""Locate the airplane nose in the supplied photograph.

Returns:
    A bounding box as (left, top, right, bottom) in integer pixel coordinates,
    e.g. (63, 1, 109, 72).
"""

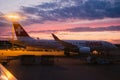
(104, 41, 118, 50)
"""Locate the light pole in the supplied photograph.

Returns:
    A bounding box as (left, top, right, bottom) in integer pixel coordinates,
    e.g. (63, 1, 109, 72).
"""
(12, 23, 15, 49)
(4, 13, 21, 49)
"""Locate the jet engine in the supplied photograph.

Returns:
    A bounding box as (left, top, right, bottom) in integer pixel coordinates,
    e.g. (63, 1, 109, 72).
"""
(79, 47, 90, 54)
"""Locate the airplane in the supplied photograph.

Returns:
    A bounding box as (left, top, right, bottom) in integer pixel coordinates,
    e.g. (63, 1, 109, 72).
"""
(12, 22, 63, 50)
(52, 33, 118, 56)
(12, 22, 117, 56)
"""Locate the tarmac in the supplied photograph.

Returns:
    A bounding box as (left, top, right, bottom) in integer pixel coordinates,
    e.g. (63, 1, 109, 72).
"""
(4, 56, 120, 80)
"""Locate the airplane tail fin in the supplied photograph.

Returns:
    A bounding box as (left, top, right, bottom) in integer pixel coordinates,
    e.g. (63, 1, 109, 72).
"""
(12, 22, 30, 37)
(51, 33, 61, 41)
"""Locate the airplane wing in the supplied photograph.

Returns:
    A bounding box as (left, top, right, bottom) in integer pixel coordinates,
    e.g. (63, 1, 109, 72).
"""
(51, 33, 77, 49)
(9, 40, 26, 47)
(0, 64, 17, 80)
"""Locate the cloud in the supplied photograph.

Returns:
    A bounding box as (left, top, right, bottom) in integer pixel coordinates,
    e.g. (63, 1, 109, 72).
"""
(0, 21, 8, 26)
(29, 25, 120, 33)
(1, 0, 120, 26)
(0, 12, 10, 27)
(111, 39, 120, 44)
(29, 30, 59, 34)
(20, 0, 120, 24)
(65, 26, 120, 32)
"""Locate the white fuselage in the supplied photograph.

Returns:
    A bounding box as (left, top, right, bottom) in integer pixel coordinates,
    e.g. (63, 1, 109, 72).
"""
(65, 40, 117, 51)
(17, 37, 63, 49)
(17, 37, 117, 51)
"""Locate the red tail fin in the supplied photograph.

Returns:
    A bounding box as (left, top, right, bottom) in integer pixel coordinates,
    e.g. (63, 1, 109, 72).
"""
(13, 22, 30, 37)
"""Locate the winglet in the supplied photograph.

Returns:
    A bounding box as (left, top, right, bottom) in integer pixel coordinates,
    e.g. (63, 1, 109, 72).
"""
(51, 33, 60, 41)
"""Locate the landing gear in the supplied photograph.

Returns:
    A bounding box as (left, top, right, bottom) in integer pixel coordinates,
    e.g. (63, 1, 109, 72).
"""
(86, 55, 110, 64)
(86, 56, 97, 64)
(1, 62, 8, 65)
(64, 51, 70, 56)
(64, 48, 71, 56)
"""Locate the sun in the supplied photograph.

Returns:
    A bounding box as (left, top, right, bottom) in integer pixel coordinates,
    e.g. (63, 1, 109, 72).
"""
(5, 13, 21, 22)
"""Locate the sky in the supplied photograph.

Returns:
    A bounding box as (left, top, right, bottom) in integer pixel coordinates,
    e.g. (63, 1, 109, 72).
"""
(0, 0, 120, 44)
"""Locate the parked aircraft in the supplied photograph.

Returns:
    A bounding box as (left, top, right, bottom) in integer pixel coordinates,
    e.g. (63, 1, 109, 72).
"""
(13, 22, 117, 56)
(52, 33, 117, 56)
(12, 22, 63, 50)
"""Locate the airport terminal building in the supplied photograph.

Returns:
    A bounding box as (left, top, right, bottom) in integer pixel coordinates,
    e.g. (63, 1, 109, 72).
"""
(0, 40, 12, 49)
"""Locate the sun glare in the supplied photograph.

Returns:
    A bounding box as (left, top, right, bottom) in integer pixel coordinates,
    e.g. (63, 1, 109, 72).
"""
(5, 14, 21, 22)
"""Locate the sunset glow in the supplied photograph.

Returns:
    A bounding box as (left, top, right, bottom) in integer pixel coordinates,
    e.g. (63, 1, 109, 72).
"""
(0, 0, 120, 44)
(5, 14, 21, 22)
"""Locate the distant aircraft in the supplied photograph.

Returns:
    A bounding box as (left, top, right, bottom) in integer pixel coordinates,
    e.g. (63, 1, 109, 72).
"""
(12, 22, 63, 50)
(13, 22, 117, 56)
(52, 33, 118, 56)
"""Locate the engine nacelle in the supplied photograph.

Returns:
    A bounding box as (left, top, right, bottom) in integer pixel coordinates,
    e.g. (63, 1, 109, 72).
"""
(79, 47, 90, 54)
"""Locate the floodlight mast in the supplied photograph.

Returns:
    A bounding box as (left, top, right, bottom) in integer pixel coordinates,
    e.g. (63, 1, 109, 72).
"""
(12, 23, 15, 49)
(4, 14, 21, 49)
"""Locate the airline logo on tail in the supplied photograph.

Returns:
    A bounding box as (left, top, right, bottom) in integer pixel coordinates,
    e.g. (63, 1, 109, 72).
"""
(13, 22, 30, 37)
(16, 27, 23, 35)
